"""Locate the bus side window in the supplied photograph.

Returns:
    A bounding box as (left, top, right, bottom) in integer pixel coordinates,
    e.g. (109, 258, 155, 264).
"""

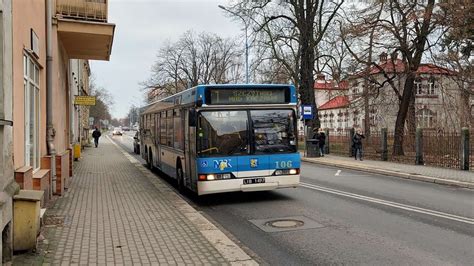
(156, 113, 160, 144)
(174, 109, 183, 150)
(167, 110, 174, 147)
(160, 111, 166, 145)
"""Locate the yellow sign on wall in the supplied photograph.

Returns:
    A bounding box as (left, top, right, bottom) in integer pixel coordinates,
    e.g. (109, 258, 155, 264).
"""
(74, 96, 96, 106)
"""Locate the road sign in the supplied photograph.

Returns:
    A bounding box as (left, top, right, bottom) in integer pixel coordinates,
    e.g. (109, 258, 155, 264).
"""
(302, 105, 313, 120)
(74, 96, 96, 106)
(89, 117, 94, 126)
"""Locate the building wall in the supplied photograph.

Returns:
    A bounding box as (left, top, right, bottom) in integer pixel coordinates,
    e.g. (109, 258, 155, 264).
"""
(1, 0, 20, 261)
(52, 30, 70, 154)
(12, 0, 47, 169)
(319, 73, 466, 132)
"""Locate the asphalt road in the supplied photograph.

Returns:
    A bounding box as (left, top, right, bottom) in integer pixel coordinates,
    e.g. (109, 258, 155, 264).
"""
(112, 132, 474, 265)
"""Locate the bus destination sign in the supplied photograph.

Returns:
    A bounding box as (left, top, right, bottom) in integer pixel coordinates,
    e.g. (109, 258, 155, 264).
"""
(208, 87, 288, 105)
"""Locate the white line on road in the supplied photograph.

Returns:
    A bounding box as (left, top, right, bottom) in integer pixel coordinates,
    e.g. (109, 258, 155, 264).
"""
(300, 182, 474, 225)
(335, 170, 341, 176)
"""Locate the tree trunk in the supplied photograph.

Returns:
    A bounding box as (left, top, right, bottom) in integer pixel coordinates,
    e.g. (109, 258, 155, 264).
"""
(407, 87, 416, 135)
(297, 0, 318, 129)
(393, 72, 416, 155)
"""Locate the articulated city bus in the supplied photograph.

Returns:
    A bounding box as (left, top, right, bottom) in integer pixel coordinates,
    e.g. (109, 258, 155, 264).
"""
(140, 84, 300, 195)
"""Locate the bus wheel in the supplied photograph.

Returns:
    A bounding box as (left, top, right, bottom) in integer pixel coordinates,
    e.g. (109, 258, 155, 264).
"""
(177, 167, 185, 193)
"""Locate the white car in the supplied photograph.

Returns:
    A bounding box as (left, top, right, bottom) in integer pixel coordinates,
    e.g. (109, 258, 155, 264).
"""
(112, 127, 123, 136)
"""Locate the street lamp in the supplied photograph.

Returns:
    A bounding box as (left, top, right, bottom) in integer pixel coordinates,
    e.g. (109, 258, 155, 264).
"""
(218, 5, 249, 84)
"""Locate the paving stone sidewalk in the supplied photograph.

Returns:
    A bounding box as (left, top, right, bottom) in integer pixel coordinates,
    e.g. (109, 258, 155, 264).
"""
(302, 154, 474, 187)
(14, 137, 255, 265)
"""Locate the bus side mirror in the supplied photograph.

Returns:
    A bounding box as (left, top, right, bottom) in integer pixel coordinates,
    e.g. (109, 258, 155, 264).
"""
(189, 109, 197, 127)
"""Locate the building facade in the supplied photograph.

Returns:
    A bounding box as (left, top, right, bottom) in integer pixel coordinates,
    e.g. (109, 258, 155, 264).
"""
(317, 54, 472, 133)
(0, 0, 18, 261)
(0, 0, 114, 261)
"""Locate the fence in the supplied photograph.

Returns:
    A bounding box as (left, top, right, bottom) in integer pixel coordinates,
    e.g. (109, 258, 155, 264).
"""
(470, 130, 474, 171)
(308, 128, 472, 171)
(328, 131, 351, 157)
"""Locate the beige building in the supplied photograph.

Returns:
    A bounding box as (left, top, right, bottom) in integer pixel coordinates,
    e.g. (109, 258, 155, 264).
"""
(0, 0, 114, 261)
(317, 53, 472, 133)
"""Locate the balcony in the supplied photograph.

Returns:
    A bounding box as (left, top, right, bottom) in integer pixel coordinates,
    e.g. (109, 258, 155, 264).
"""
(56, 0, 108, 22)
(55, 0, 115, 61)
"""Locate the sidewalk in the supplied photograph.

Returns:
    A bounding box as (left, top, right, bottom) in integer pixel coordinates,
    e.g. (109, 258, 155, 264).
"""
(14, 137, 256, 265)
(302, 154, 474, 189)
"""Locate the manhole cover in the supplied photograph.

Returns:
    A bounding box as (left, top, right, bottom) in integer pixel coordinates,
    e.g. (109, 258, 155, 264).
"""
(266, 219, 304, 228)
(249, 216, 324, 233)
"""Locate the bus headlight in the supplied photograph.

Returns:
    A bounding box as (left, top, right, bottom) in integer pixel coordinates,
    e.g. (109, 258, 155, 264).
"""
(198, 173, 233, 181)
(274, 169, 299, 176)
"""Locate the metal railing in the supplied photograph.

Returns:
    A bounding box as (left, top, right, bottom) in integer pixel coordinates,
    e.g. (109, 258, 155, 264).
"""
(470, 130, 474, 171)
(422, 130, 461, 169)
(56, 0, 108, 22)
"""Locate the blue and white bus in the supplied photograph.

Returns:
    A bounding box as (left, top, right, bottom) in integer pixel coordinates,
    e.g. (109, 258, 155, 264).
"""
(140, 84, 300, 195)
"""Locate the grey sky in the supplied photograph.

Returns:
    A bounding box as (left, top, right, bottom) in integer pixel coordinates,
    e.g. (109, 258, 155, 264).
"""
(90, 0, 240, 118)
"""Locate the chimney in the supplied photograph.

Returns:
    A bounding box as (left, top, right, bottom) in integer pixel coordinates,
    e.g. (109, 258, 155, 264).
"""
(379, 52, 388, 63)
(316, 73, 325, 81)
(391, 51, 398, 62)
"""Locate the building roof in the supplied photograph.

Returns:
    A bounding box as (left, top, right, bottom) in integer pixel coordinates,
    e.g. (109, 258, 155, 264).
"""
(314, 80, 349, 90)
(319, 96, 350, 110)
(352, 59, 456, 77)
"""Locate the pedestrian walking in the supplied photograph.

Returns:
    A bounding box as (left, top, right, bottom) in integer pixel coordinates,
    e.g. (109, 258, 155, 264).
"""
(352, 129, 365, 160)
(92, 127, 102, 148)
(317, 128, 326, 157)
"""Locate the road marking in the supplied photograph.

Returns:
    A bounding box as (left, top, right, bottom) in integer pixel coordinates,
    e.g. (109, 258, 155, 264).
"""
(335, 170, 341, 176)
(300, 182, 474, 225)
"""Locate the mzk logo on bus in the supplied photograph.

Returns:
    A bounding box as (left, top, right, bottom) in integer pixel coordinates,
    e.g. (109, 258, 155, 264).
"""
(250, 159, 258, 168)
(214, 159, 232, 171)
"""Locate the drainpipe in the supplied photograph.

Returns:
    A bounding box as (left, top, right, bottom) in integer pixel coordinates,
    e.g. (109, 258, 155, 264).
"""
(46, 0, 56, 194)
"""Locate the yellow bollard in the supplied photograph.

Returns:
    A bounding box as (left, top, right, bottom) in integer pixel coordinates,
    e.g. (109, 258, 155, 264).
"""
(74, 143, 81, 160)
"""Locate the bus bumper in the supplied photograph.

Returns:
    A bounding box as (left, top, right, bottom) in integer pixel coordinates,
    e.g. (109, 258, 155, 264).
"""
(197, 175, 300, 195)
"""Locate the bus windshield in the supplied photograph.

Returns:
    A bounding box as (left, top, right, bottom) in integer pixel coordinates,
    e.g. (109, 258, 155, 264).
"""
(197, 109, 296, 157)
(251, 110, 296, 154)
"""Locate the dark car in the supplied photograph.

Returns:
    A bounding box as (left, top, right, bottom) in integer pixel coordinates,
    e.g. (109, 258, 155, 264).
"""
(133, 131, 140, 154)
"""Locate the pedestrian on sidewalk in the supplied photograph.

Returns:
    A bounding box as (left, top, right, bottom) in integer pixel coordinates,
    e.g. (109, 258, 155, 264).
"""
(317, 128, 326, 157)
(353, 128, 365, 161)
(92, 126, 102, 148)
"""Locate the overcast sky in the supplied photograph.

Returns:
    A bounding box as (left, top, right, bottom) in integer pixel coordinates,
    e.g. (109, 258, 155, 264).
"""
(90, 0, 240, 118)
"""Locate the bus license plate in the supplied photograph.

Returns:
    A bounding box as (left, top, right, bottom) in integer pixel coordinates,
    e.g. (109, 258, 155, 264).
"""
(243, 178, 265, 185)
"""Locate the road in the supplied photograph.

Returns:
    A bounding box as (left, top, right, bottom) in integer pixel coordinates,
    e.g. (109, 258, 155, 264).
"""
(112, 132, 474, 265)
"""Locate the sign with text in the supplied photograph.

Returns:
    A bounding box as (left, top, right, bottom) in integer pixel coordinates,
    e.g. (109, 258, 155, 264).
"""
(208, 87, 289, 105)
(74, 96, 96, 106)
(302, 105, 313, 120)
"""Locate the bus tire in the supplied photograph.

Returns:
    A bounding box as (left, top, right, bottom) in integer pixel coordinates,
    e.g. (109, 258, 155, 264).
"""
(176, 166, 185, 193)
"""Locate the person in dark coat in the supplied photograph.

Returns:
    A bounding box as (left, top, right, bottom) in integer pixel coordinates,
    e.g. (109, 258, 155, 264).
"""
(352, 129, 365, 160)
(317, 128, 326, 157)
(92, 127, 102, 148)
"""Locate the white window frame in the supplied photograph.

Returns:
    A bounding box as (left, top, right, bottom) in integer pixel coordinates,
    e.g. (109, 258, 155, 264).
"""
(23, 54, 40, 171)
(416, 108, 435, 128)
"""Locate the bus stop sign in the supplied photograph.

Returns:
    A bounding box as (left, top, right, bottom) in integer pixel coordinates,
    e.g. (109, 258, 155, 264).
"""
(302, 105, 313, 120)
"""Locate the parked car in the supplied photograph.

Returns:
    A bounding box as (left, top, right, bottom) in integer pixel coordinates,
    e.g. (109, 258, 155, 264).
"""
(122, 126, 130, 131)
(133, 131, 140, 154)
(112, 127, 123, 136)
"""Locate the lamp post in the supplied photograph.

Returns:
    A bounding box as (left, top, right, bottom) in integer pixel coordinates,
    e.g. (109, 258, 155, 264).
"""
(218, 5, 249, 84)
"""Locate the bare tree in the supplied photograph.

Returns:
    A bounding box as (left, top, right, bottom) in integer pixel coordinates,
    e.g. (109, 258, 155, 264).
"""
(226, 0, 344, 128)
(142, 31, 243, 100)
(341, 0, 438, 155)
(89, 76, 114, 124)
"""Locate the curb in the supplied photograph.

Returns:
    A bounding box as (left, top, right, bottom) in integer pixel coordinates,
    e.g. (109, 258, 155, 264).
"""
(107, 136, 258, 265)
(301, 158, 474, 189)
